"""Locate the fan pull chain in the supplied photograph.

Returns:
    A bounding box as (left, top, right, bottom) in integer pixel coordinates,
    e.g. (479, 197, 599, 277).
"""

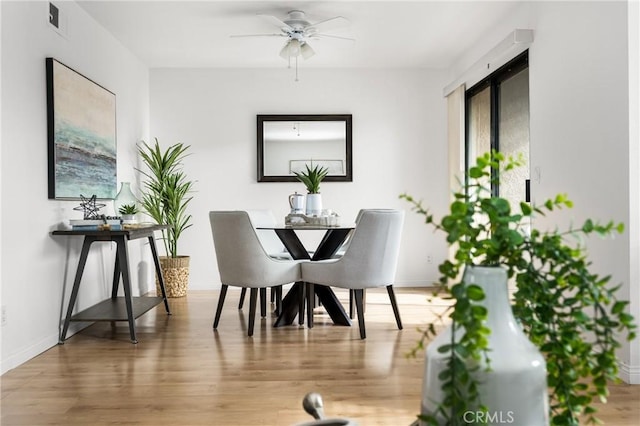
(295, 55, 299, 82)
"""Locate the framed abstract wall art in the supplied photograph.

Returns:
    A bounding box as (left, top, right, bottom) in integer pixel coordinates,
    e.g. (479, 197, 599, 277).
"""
(46, 58, 117, 200)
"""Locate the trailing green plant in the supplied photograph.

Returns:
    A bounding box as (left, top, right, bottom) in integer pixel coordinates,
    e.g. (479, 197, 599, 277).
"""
(401, 151, 636, 426)
(137, 138, 194, 258)
(294, 164, 329, 194)
(118, 203, 139, 215)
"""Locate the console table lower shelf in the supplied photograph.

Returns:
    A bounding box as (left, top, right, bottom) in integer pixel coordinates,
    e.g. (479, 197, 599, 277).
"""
(70, 297, 165, 322)
(53, 225, 171, 344)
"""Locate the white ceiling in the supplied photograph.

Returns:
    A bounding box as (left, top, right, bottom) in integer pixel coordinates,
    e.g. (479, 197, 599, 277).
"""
(77, 1, 522, 69)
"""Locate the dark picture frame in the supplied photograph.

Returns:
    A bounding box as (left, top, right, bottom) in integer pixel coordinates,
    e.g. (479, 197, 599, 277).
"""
(46, 58, 117, 200)
(257, 114, 353, 182)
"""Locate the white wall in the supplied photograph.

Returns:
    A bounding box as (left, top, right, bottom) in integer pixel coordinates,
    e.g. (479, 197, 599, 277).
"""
(449, 1, 638, 383)
(0, 1, 149, 374)
(149, 68, 450, 291)
(628, 0, 640, 386)
(530, 0, 637, 385)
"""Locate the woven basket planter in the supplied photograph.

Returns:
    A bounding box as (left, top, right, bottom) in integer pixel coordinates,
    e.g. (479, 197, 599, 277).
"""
(156, 256, 190, 298)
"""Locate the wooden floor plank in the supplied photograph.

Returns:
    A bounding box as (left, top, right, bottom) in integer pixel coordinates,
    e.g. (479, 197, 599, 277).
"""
(1, 288, 638, 425)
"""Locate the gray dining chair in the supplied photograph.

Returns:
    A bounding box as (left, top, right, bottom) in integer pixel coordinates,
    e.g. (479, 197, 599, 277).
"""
(241, 209, 291, 313)
(209, 210, 306, 336)
(301, 209, 404, 339)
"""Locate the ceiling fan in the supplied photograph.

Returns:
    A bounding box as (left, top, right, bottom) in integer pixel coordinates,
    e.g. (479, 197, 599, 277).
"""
(231, 10, 354, 80)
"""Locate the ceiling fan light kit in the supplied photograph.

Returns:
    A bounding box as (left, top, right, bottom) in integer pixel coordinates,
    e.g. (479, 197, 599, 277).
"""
(232, 10, 352, 82)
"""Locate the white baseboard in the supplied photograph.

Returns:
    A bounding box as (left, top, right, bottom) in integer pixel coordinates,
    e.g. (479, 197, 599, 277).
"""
(618, 360, 640, 384)
(0, 322, 88, 375)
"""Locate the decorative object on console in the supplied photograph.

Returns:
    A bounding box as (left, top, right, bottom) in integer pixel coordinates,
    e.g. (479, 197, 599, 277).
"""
(118, 203, 139, 224)
(73, 194, 106, 219)
(46, 58, 117, 200)
(114, 182, 136, 214)
(137, 138, 195, 298)
(231, 10, 353, 81)
(70, 195, 120, 230)
(294, 164, 328, 216)
(70, 217, 121, 231)
(401, 151, 636, 425)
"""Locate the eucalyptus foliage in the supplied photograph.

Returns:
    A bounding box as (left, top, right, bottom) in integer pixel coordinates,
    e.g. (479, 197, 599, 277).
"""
(401, 151, 636, 426)
(137, 139, 194, 258)
(294, 164, 329, 194)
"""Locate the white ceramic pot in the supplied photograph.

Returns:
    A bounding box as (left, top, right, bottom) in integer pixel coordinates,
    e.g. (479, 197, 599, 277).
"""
(421, 265, 549, 425)
(306, 193, 322, 216)
(121, 214, 137, 224)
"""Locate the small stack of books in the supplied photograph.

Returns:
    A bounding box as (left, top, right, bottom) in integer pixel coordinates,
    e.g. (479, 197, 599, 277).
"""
(70, 219, 123, 231)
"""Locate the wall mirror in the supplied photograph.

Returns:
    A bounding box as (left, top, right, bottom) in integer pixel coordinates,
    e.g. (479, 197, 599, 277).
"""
(257, 114, 352, 182)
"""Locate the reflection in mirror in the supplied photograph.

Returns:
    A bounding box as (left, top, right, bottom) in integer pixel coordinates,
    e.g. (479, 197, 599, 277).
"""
(257, 114, 352, 182)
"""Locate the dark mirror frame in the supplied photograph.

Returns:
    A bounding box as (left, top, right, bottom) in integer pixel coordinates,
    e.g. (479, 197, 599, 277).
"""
(257, 114, 353, 182)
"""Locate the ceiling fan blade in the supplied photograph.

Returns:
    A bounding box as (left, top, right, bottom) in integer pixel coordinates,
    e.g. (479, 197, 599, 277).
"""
(230, 33, 286, 38)
(257, 14, 293, 30)
(309, 16, 350, 31)
(313, 33, 356, 42)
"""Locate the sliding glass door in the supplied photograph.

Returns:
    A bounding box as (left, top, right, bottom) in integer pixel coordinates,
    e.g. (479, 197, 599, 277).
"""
(466, 51, 530, 208)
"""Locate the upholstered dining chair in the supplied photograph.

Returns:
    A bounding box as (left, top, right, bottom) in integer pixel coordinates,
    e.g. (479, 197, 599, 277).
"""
(209, 211, 305, 336)
(301, 209, 404, 339)
(241, 209, 291, 313)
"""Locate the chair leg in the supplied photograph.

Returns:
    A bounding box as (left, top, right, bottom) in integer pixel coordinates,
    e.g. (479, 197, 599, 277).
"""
(306, 282, 314, 328)
(213, 284, 229, 329)
(248, 288, 258, 337)
(353, 289, 366, 339)
(349, 289, 354, 319)
(386, 285, 403, 330)
(238, 287, 246, 309)
(298, 282, 305, 326)
(260, 288, 267, 318)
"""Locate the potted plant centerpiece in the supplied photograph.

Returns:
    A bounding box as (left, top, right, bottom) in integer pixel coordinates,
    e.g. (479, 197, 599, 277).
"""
(118, 203, 139, 224)
(138, 138, 195, 298)
(401, 151, 636, 426)
(294, 164, 329, 216)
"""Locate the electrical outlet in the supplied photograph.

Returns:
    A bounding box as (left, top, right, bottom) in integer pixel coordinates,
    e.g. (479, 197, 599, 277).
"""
(426, 255, 433, 264)
(1, 305, 7, 326)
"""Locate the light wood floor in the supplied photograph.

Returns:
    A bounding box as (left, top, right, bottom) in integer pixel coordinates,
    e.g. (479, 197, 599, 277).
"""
(1, 288, 638, 425)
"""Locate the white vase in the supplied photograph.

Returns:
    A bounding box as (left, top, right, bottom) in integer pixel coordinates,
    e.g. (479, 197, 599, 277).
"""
(421, 265, 549, 425)
(306, 193, 322, 216)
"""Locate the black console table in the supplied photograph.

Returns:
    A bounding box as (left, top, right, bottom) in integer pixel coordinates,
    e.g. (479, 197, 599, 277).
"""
(52, 225, 171, 344)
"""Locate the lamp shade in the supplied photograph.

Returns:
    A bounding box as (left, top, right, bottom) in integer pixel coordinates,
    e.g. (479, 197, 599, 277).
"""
(300, 42, 315, 59)
(279, 39, 303, 60)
